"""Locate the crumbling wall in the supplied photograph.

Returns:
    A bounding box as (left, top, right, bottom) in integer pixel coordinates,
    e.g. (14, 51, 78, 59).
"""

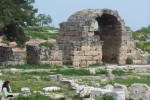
(26, 9, 147, 66)
(26, 44, 63, 65)
(0, 46, 24, 66)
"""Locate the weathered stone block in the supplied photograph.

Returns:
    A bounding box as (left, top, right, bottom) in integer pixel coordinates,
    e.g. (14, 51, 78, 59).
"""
(129, 83, 150, 100)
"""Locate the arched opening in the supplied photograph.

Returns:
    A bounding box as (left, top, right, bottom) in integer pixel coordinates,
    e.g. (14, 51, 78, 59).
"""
(94, 14, 122, 64)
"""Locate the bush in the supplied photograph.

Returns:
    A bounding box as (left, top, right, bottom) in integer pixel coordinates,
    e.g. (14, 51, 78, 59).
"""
(2, 22, 29, 46)
(14, 93, 49, 100)
(96, 69, 108, 75)
(96, 94, 115, 100)
(112, 69, 126, 76)
(89, 62, 104, 67)
(136, 42, 150, 52)
(5, 64, 61, 69)
(126, 58, 133, 64)
(55, 68, 91, 76)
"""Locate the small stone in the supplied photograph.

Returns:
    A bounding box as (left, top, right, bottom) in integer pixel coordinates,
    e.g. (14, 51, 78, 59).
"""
(60, 80, 74, 89)
(43, 87, 60, 92)
(21, 87, 30, 95)
(48, 74, 63, 82)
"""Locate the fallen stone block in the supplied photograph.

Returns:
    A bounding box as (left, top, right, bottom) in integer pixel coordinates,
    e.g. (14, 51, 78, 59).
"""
(80, 86, 94, 98)
(21, 87, 30, 95)
(60, 80, 75, 89)
(114, 83, 129, 99)
(43, 87, 61, 93)
(129, 83, 150, 100)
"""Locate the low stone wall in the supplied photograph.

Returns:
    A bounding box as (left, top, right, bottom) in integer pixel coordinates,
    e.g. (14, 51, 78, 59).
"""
(106, 65, 150, 73)
(26, 44, 63, 65)
(26, 45, 49, 64)
(0, 46, 25, 66)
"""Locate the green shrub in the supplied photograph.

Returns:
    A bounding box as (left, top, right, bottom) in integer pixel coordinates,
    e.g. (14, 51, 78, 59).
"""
(4, 64, 61, 69)
(96, 94, 115, 100)
(72, 95, 83, 100)
(89, 62, 104, 67)
(14, 93, 49, 100)
(112, 69, 126, 76)
(96, 69, 108, 75)
(136, 42, 150, 52)
(126, 58, 133, 64)
(139, 36, 147, 41)
(2, 22, 29, 46)
(55, 68, 91, 76)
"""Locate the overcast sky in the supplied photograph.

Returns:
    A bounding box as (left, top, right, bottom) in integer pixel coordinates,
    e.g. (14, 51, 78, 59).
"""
(34, 0, 150, 31)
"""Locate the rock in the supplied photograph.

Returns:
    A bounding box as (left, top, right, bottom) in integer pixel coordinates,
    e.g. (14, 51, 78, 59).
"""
(33, 91, 44, 95)
(9, 42, 17, 47)
(48, 74, 62, 82)
(104, 84, 114, 91)
(90, 88, 111, 99)
(10, 68, 18, 73)
(43, 87, 60, 92)
(46, 93, 65, 100)
(48, 75, 58, 82)
(114, 83, 129, 99)
(129, 83, 150, 100)
(75, 85, 85, 94)
(21, 87, 30, 95)
(60, 80, 75, 89)
(108, 91, 125, 100)
(49, 94, 65, 100)
(80, 86, 94, 98)
(0, 73, 3, 76)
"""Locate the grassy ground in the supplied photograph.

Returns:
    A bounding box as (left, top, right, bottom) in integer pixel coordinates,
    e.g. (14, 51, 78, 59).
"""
(0, 65, 150, 99)
(24, 26, 58, 40)
(0, 64, 62, 69)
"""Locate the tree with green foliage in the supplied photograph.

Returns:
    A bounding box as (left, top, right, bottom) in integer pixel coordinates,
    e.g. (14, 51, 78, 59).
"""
(37, 14, 52, 26)
(126, 57, 133, 64)
(0, 0, 38, 27)
(2, 22, 29, 46)
(0, 0, 38, 46)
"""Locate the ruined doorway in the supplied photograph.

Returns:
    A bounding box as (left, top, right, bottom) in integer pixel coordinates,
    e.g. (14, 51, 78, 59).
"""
(94, 14, 122, 64)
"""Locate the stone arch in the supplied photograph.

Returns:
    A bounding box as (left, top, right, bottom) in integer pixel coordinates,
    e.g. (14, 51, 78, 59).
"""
(67, 9, 125, 64)
(92, 13, 123, 63)
(25, 9, 144, 66)
(57, 9, 139, 66)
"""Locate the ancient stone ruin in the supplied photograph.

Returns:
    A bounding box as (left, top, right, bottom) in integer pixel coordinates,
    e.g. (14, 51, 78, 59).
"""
(0, 46, 25, 66)
(26, 9, 148, 66)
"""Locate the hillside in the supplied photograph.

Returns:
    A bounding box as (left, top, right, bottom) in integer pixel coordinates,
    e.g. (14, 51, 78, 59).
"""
(24, 26, 59, 40)
(132, 25, 150, 52)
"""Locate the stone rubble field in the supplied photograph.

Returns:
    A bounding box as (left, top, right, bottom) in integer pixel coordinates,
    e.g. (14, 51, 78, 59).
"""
(0, 65, 150, 100)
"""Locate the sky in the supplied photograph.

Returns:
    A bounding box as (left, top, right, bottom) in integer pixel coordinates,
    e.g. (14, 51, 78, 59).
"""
(34, 0, 150, 31)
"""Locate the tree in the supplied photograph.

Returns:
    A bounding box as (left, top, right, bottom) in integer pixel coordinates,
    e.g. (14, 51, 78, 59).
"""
(37, 14, 52, 26)
(0, 0, 38, 27)
(2, 22, 29, 46)
(0, 0, 38, 46)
